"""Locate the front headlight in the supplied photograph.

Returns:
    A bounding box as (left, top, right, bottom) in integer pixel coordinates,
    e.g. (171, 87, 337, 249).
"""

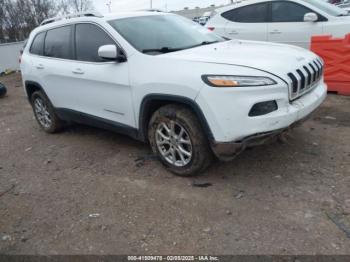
(202, 75, 277, 87)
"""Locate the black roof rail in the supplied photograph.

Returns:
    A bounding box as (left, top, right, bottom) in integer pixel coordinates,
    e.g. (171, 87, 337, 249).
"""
(41, 11, 103, 26)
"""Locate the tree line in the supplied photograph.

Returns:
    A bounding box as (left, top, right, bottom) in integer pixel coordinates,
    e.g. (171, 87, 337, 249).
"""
(0, 0, 94, 43)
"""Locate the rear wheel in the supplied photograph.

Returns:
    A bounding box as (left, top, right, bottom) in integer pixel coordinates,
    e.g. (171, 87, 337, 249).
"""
(31, 91, 63, 133)
(148, 104, 213, 176)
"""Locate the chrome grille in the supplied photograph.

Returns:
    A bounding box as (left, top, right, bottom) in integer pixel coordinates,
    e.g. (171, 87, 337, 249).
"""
(287, 58, 323, 100)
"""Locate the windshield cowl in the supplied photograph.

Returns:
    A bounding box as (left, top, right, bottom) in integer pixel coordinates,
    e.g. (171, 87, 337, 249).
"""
(142, 40, 221, 55)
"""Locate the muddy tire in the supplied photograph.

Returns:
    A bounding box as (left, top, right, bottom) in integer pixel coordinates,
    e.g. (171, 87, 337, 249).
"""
(148, 104, 213, 176)
(30, 91, 64, 133)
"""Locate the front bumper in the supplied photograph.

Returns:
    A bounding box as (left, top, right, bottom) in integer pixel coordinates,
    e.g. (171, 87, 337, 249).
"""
(208, 81, 327, 161)
(211, 115, 310, 161)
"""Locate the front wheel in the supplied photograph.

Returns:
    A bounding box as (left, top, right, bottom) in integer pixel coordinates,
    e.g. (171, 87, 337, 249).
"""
(148, 104, 213, 176)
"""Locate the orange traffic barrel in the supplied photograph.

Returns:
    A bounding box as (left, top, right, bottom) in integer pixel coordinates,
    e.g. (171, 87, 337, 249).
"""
(311, 34, 350, 96)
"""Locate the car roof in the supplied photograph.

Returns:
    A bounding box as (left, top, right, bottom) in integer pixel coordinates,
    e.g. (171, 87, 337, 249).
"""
(103, 11, 169, 20)
(215, 0, 303, 13)
(35, 11, 170, 32)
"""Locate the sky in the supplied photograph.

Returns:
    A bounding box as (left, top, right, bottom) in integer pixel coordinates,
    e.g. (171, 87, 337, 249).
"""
(93, 0, 232, 14)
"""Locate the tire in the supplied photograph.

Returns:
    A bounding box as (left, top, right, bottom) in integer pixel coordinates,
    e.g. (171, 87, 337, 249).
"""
(148, 104, 213, 176)
(30, 91, 64, 133)
(0, 83, 7, 98)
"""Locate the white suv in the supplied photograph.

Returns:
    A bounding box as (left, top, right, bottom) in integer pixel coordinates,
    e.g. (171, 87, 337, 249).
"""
(207, 0, 350, 49)
(21, 11, 327, 176)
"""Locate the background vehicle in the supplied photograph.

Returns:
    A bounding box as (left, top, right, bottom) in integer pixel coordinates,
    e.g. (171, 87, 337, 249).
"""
(207, 0, 350, 48)
(199, 11, 213, 25)
(337, 1, 350, 13)
(199, 16, 210, 25)
(21, 12, 326, 176)
(192, 17, 200, 23)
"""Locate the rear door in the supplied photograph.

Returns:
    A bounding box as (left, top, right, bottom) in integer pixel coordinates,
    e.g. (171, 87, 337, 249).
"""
(268, 1, 324, 48)
(40, 25, 79, 110)
(222, 2, 269, 41)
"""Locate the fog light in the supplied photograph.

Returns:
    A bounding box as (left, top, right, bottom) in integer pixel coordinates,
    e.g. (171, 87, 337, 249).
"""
(249, 101, 278, 117)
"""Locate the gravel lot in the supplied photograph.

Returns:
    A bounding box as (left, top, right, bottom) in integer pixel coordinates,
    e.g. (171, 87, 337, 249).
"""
(0, 73, 350, 255)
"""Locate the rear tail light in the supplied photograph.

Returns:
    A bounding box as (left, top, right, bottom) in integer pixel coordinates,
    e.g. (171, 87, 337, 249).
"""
(207, 27, 215, 31)
(19, 49, 23, 64)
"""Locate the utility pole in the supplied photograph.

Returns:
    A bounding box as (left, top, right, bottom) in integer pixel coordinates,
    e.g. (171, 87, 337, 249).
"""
(150, 0, 153, 9)
(106, 0, 112, 13)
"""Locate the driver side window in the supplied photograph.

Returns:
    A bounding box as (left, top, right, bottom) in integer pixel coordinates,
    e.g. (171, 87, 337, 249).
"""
(271, 1, 326, 22)
(75, 23, 116, 62)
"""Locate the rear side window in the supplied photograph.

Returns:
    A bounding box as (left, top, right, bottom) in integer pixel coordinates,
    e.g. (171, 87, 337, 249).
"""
(30, 32, 46, 55)
(222, 3, 269, 23)
(271, 2, 313, 22)
(75, 24, 115, 62)
(44, 26, 73, 59)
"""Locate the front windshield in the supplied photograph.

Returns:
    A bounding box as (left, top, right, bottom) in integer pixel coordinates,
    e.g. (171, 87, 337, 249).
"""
(109, 14, 224, 55)
(302, 0, 347, 16)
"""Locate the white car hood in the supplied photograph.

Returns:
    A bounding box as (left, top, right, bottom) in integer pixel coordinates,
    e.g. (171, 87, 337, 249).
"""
(162, 40, 318, 77)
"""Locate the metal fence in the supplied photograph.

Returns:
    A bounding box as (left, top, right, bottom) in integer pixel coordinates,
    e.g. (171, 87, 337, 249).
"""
(0, 41, 24, 73)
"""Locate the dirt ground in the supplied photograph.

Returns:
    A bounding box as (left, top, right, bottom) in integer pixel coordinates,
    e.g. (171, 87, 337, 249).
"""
(0, 73, 349, 255)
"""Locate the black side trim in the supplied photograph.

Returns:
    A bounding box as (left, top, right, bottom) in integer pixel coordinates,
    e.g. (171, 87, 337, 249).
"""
(138, 94, 213, 142)
(55, 108, 139, 140)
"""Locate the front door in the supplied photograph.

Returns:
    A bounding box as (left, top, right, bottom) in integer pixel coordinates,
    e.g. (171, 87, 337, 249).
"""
(268, 1, 324, 49)
(69, 23, 134, 127)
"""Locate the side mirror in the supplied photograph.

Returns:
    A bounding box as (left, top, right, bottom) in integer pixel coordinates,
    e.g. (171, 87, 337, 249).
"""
(304, 12, 318, 22)
(98, 45, 126, 62)
(98, 45, 117, 60)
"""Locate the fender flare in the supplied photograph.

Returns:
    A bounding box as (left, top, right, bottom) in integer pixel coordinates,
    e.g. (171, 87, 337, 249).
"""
(138, 94, 214, 142)
(24, 81, 48, 101)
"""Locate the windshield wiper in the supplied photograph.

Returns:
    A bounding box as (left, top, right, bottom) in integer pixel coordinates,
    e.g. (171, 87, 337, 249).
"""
(188, 40, 221, 49)
(200, 40, 220, 45)
(142, 47, 182, 54)
(142, 41, 221, 54)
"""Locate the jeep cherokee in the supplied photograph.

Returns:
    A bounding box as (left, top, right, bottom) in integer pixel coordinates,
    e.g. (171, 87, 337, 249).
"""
(20, 11, 327, 176)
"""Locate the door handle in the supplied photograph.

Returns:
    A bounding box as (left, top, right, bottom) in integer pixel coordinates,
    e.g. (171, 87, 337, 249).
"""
(228, 30, 238, 35)
(72, 68, 84, 75)
(36, 64, 44, 69)
(269, 30, 281, 34)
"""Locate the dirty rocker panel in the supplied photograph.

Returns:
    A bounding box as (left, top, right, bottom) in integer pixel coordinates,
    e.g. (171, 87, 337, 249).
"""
(55, 108, 139, 139)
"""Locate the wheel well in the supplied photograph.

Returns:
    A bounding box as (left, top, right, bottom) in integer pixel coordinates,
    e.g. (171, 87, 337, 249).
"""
(25, 81, 42, 101)
(139, 95, 213, 142)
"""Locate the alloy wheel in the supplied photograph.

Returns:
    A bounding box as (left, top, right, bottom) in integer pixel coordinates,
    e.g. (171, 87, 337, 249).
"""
(34, 97, 52, 129)
(155, 120, 193, 167)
